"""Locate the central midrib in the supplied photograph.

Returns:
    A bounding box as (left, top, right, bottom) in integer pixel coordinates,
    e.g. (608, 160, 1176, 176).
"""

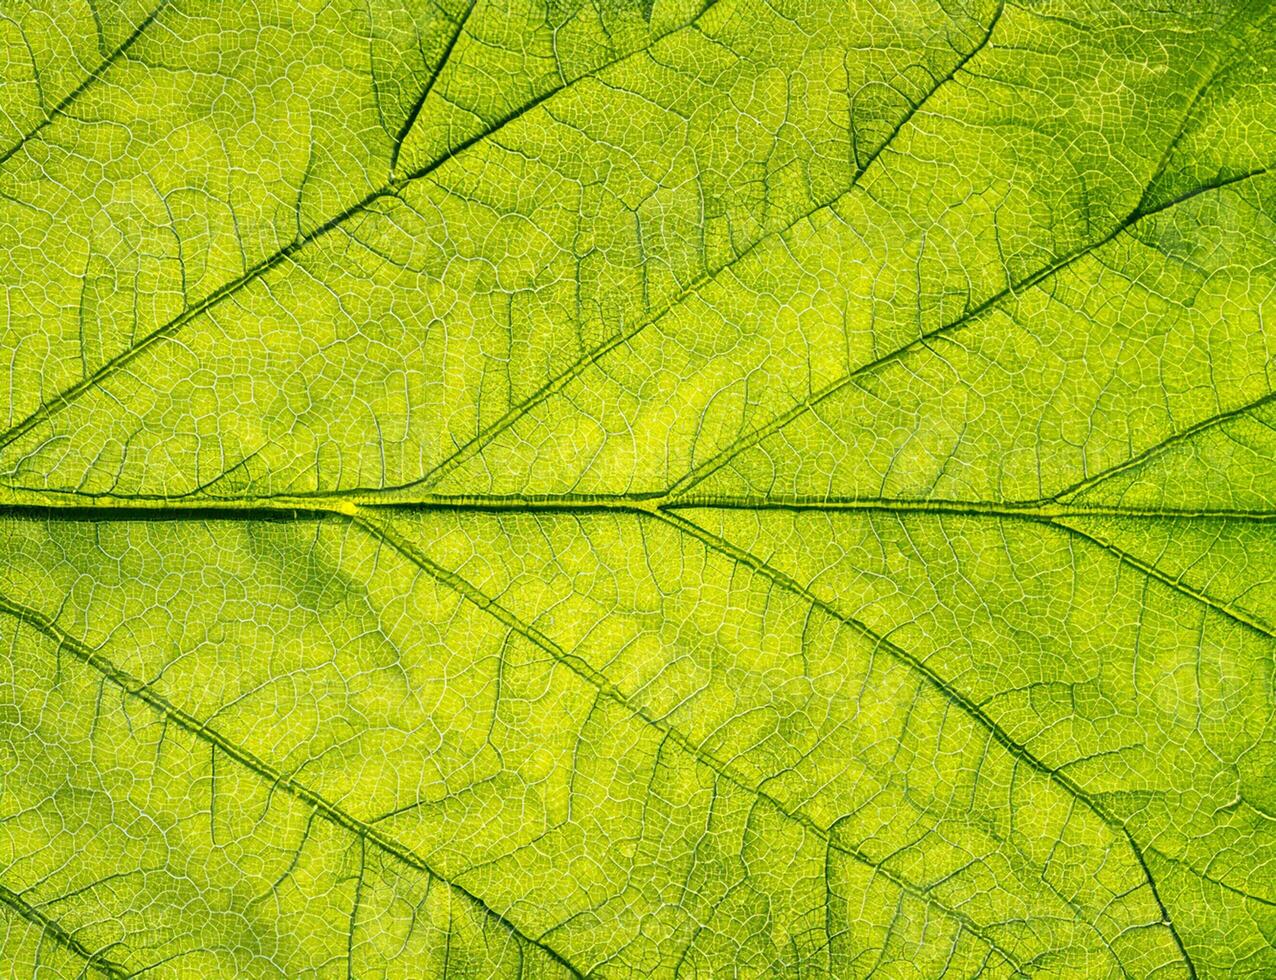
(0, 486, 1268, 522)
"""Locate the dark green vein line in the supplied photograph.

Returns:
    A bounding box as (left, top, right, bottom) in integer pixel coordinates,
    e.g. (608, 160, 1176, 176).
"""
(664, 496, 1276, 522)
(350, 512, 1057, 975)
(854, 1, 1005, 192)
(0, 882, 125, 980)
(4, 485, 1262, 644)
(0, 2, 169, 170)
(0, 593, 586, 980)
(0, 1, 712, 455)
(396, 0, 722, 187)
(692, 494, 1276, 638)
(1124, 831, 1199, 980)
(657, 508, 1199, 978)
(1053, 387, 1276, 503)
(0, 486, 1273, 521)
(387, 0, 475, 181)
(1132, 5, 1254, 219)
(1147, 846, 1276, 910)
(1137, 165, 1273, 222)
(1051, 518, 1274, 638)
(398, 1, 1007, 493)
(667, 164, 1272, 500)
(682, 498, 1276, 636)
(0, 184, 388, 451)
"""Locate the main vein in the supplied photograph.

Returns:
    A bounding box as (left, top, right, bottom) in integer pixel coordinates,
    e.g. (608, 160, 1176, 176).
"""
(0, 486, 1270, 522)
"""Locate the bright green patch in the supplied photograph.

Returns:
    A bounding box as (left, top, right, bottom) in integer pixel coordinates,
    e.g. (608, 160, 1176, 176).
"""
(0, 1, 1273, 976)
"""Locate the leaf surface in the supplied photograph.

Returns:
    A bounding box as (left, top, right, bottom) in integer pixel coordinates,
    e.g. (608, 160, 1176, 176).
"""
(0, 1, 1273, 977)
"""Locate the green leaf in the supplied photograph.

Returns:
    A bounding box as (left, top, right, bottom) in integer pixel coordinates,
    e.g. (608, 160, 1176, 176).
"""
(0, 1, 1272, 976)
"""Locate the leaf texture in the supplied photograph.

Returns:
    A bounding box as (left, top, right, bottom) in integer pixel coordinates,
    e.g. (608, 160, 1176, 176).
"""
(0, 0, 1273, 977)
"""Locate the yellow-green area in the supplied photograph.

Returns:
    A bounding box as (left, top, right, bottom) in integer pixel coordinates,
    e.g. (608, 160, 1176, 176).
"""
(0, 0, 1274, 976)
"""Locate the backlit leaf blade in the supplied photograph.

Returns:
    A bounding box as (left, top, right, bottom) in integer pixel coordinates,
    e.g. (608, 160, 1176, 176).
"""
(0, 0, 1272, 977)
(0, 512, 1191, 976)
